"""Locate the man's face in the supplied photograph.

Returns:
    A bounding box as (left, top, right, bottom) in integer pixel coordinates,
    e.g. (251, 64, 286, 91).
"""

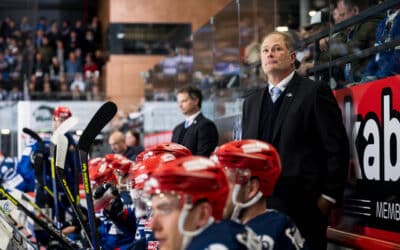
(53, 117, 65, 130)
(109, 137, 125, 154)
(177, 92, 199, 116)
(336, 0, 357, 22)
(151, 194, 183, 250)
(260, 34, 295, 79)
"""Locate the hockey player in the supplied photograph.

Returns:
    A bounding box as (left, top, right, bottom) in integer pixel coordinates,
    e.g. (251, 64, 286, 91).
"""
(126, 152, 178, 250)
(213, 139, 307, 249)
(144, 155, 262, 250)
(128, 143, 192, 249)
(135, 142, 192, 163)
(18, 106, 80, 245)
(91, 155, 136, 250)
(0, 152, 30, 192)
(94, 182, 137, 250)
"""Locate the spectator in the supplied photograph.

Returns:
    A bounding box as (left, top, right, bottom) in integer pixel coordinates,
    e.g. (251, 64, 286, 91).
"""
(362, 4, 400, 81)
(19, 16, 32, 37)
(49, 56, 64, 83)
(72, 20, 85, 45)
(83, 53, 99, 80)
(55, 39, 66, 66)
(31, 52, 48, 89)
(65, 51, 82, 82)
(82, 29, 97, 56)
(125, 129, 144, 159)
(171, 85, 219, 157)
(94, 49, 105, 72)
(88, 16, 101, 45)
(60, 20, 71, 43)
(108, 130, 137, 161)
(42, 79, 53, 99)
(330, 0, 381, 83)
(34, 29, 45, 48)
(37, 36, 54, 66)
(66, 30, 79, 55)
(69, 73, 86, 92)
(35, 16, 47, 31)
(22, 38, 35, 75)
(47, 20, 60, 48)
(297, 10, 331, 77)
(241, 31, 349, 250)
(57, 79, 70, 100)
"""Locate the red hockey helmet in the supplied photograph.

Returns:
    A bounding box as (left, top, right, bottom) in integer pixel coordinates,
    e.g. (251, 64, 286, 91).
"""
(107, 154, 133, 176)
(53, 106, 72, 120)
(130, 153, 176, 190)
(145, 156, 229, 220)
(89, 157, 116, 187)
(136, 142, 192, 162)
(213, 139, 281, 197)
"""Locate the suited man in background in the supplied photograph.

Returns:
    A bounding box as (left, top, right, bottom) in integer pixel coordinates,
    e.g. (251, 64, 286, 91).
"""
(171, 85, 218, 157)
(241, 31, 349, 250)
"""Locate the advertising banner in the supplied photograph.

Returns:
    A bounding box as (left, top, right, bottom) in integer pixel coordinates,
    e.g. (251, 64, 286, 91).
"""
(17, 101, 105, 158)
(334, 76, 400, 239)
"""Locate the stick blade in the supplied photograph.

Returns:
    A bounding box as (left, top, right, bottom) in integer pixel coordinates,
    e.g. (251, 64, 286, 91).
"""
(78, 101, 117, 152)
(23, 128, 43, 143)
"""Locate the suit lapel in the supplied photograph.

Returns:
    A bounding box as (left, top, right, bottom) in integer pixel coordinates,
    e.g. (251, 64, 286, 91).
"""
(182, 113, 202, 142)
(272, 73, 300, 142)
(173, 122, 184, 141)
(253, 88, 266, 138)
(192, 113, 203, 127)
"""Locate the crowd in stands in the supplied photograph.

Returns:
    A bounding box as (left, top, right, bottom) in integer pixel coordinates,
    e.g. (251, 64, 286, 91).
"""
(144, 44, 194, 101)
(296, 0, 400, 88)
(0, 15, 106, 101)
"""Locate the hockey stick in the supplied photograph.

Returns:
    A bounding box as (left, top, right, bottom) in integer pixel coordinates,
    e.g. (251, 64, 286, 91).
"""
(50, 116, 79, 231)
(22, 128, 44, 150)
(52, 132, 93, 249)
(0, 184, 78, 249)
(0, 205, 39, 249)
(23, 128, 77, 221)
(20, 193, 54, 226)
(78, 101, 118, 250)
(22, 128, 55, 198)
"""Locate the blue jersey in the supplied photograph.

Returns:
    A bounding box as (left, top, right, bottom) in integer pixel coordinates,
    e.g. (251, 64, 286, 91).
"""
(18, 132, 77, 195)
(0, 156, 29, 191)
(186, 219, 261, 250)
(17, 139, 52, 193)
(98, 202, 137, 250)
(128, 213, 158, 250)
(246, 210, 307, 250)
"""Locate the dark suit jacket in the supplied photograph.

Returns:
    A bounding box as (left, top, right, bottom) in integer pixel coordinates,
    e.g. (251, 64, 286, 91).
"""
(172, 113, 219, 157)
(242, 73, 349, 206)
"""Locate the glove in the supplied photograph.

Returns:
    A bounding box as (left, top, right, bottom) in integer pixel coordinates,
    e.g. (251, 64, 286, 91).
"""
(31, 150, 44, 169)
(103, 197, 124, 223)
(93, 183, 119, 213)
(30, 146, 50, 181)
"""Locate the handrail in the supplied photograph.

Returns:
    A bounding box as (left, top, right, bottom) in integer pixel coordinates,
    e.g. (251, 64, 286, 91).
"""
(308, 39, 400, 73)
(301, 0, 399, 47)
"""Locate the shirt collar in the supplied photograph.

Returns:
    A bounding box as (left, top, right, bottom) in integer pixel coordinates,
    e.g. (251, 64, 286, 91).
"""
(268, 71, 295, 94)
(185, 111, 201, 125)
